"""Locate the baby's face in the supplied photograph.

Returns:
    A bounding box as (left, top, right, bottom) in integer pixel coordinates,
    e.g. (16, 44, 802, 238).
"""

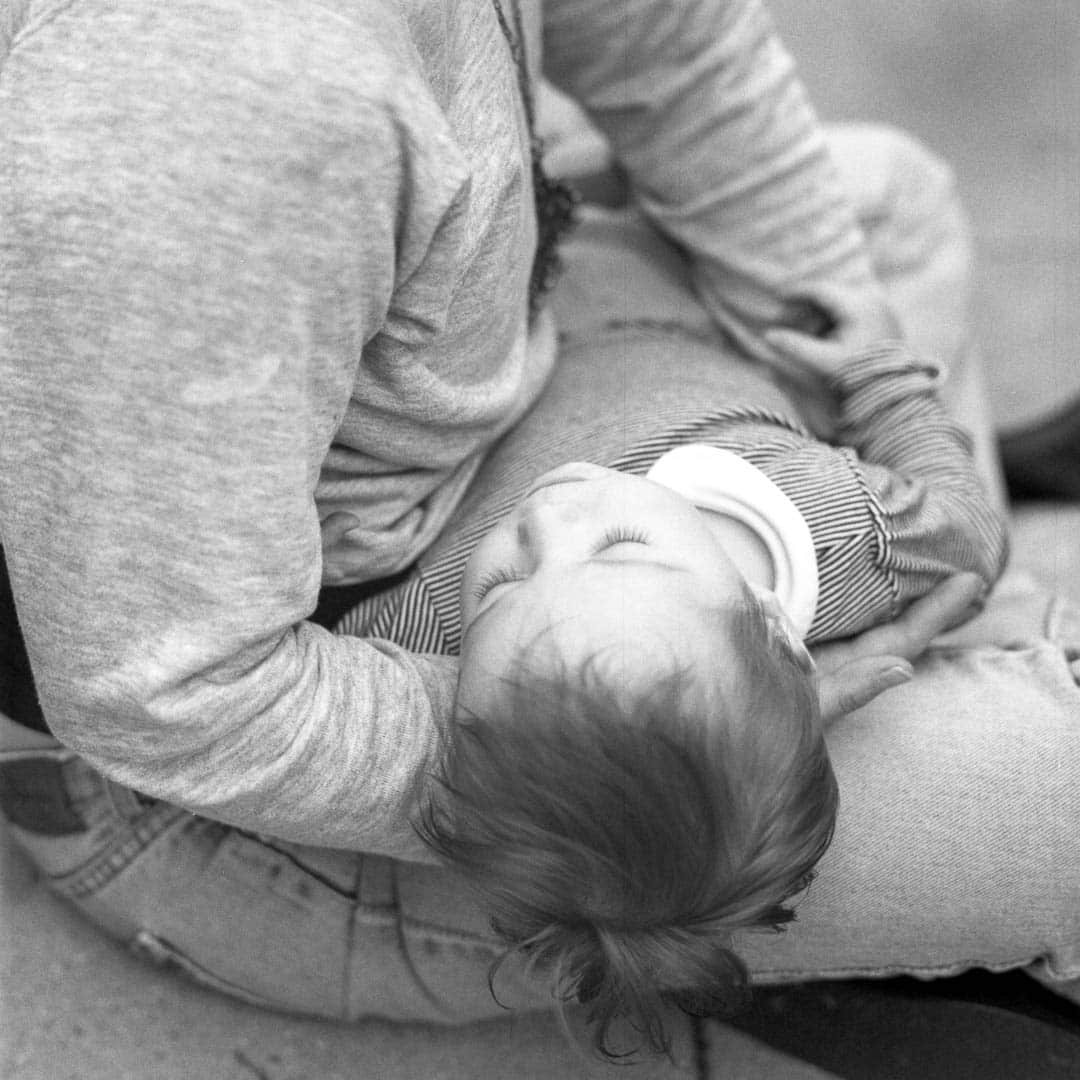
(457, 462, 810, 715)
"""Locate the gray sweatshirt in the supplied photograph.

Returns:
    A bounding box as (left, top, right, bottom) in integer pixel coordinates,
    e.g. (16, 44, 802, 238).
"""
(0, 0, 875, 857)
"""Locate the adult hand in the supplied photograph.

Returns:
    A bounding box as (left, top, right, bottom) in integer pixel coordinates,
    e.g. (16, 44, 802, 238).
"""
(813, 573, 986, 724)
(762, 282, 903, 439)
(765, 281, 903, 382)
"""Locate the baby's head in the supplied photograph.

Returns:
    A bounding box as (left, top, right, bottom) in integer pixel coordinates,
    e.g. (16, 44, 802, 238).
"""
(418, 463, 836, 1058)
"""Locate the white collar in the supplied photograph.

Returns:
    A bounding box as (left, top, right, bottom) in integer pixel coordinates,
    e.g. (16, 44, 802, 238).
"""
(646, 444, 819, 636)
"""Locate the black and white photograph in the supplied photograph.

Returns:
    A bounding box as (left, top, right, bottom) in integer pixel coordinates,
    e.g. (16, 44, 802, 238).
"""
(2, 1, 1078, 1076)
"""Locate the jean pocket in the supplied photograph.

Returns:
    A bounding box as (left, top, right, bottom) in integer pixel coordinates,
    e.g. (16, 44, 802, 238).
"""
(129, 928, 284, 1011)
(0, 754, 86, 835)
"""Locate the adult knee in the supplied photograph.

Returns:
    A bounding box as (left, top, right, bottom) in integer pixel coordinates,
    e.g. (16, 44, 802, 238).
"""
(827, 122, 971, 270)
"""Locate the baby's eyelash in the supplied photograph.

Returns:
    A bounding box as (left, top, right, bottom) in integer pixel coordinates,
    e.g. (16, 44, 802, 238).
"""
(472, 527, 650, 600)
(471, 566, 522, 600)
(594, 525, 651, 552)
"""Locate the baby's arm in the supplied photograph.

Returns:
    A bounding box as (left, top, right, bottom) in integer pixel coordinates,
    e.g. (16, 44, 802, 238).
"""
(827, 342, 1006, 587)
(739, 314, 1007, 641)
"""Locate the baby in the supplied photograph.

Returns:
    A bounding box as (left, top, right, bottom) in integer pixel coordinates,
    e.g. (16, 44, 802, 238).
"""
(343, 290, 1006, 1057)
(440, 456, 832, 1051)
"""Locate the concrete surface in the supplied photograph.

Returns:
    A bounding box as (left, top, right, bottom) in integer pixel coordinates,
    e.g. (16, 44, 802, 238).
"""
(3, 3, 1079, 1078)
(770, 0, 1080, 434)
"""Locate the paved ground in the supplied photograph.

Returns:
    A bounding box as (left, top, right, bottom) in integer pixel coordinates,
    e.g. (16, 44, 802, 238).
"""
(3, 3, 1079, 1078)
(772, 0, 1080, 434)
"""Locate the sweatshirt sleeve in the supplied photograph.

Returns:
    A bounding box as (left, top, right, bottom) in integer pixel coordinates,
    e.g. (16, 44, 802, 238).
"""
(542, 0, 882, 355)
(0, 6, 471, 857)
(717, 345, 1008, 643)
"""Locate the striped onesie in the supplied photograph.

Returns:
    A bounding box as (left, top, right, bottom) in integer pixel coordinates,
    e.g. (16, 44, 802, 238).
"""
(337, 326, 1007, 654)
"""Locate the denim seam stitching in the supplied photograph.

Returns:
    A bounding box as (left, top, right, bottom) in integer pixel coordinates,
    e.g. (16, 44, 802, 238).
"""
(399, 915, 502, 957)
(52, 804, 187, 899)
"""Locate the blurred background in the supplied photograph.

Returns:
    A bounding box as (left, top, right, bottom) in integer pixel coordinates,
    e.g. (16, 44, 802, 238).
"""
(543, 0, 1080, 597)
(770, 0, 1080, 605)
(770, 0, 1080, 436)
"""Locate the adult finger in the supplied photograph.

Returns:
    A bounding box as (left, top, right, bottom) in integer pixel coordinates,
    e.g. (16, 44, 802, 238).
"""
(844, 573, 986, 663)
(762, 328, 844, 374)
(818, 656, 914, 724)
(788, 281, 861, 327)
(792, 281, 903, 340)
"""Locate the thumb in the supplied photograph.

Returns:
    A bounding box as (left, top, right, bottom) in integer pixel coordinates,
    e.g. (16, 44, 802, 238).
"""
(818, 657, 914, 724)
(763, 327, 845, 377)
(790, 280, 861, 323)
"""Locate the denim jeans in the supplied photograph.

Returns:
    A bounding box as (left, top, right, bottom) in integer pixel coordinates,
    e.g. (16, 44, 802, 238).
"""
(2, 124, 1078, 1021)
(2, 571, 1078, 1021)
(0, 757, 552, 1020)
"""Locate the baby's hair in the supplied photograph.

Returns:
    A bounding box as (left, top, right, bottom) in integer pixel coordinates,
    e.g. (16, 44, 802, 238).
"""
(416, 603, 836, 1060)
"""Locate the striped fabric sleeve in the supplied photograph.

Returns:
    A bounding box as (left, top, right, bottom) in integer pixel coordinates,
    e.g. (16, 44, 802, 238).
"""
(828, 343, 1008, 598)
(719, 343, 1007, 642)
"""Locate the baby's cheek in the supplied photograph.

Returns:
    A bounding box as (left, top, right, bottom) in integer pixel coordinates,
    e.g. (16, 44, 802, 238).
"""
(454, 633, 502, 719)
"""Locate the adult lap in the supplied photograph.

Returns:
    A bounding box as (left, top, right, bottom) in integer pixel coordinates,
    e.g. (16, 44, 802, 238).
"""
(738, 582, 1080, 991)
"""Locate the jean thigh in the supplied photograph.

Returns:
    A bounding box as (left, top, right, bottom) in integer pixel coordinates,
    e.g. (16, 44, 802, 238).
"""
(0, 751, 181, 884)
(343, 855, 555, 1023)
(737, 638, 1080, 989)
(2, 753, 360, 1017)
(76, 820, 371, 1017)
(3, 751, 554, 1023)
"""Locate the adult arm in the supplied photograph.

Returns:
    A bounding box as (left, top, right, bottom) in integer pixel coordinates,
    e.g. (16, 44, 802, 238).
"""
(0, 5, 475, 857)
(542, 0, 885, 356)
